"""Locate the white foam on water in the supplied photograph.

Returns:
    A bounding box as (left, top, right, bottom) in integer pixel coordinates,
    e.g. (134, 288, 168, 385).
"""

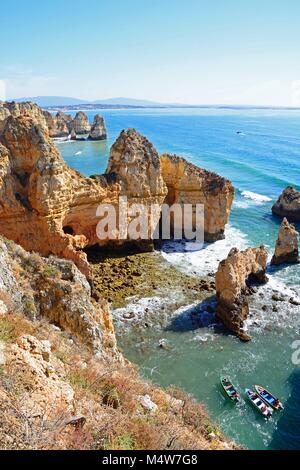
(245, 272, 300, 335)
(75, 151, 82, 155)
(160, 225, 249, 276)
(112, 293, 185, 331)
(241, 190, 272, 204)
(233, 200, 251, 209)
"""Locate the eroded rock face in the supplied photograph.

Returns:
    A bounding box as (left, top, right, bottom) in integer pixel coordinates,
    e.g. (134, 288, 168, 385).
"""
(107, 129, 168, 244)
(0, 118, 168, 272)
(43, 110, 72, 138)
(0, 104, 235, 276)
(9, 335, 75, 416)
(272, 186, 300, 222)
(0, 237, 119, 357)
(0, 101, 47, 133)
(88, 114, 107, 141)
(160, 154, 234, 242)
(0, 102, 107, 141)
(271, 218, 300, 265)
(216, 246, 268, 341)
(0, 113, 118, 276)
(71, 111, 91, 135)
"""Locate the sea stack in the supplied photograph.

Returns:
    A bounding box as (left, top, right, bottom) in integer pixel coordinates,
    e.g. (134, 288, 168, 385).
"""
(71, 111, 91, 135)
(216, 246, 268, 341)
(88, 114, 107, 141)
(70, 128, 77, 141)
(272, 186, 300, 222)
(271, 218, 300, 265)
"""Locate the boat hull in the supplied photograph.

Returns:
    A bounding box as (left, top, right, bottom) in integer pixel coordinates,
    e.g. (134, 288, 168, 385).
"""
(220, 377, 240, 402)
(254, 385, 283, 411)
(245, 389, 273, 419)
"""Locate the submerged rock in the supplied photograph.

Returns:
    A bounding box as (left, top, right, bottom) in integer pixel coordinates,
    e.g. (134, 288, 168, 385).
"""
(215, 246, 268, 341)
(88, 114, 107, 140)
(271, 218, 300, 265)
(272, 186, 300, 222)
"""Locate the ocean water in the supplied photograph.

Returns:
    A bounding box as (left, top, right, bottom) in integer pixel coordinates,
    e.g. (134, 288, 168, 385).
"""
(57, 108, 300, 450)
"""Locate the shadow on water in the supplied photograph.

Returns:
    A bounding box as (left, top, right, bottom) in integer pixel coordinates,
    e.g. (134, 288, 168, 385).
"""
(269, 369, 300, 450)
(165, 296, 232, 337)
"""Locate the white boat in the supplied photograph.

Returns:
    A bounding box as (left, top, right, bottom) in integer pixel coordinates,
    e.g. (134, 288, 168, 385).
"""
(245, 388, 273, 419)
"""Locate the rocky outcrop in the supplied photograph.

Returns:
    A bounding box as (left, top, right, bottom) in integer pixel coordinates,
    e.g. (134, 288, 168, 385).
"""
(71, 111, 90, 135)
(70, 128, 77, 141)
(0, 117, 167, 273)
(9, 335, 75, 416)
(88, 114, 107, 141)
(0, 236, 119, 357)
(0, 102, 107, 140)
(0, 102, 235, 275)
(107, 129, 168, 244)
(271, 218, 300, 265)
(216, 246, 268, 341)
(272, 186, 300, 222)
(0, 113, 117, 276)
(0, 101, 47, 133)
(44, 111, 72, 138)
(160, 154, 234, 242)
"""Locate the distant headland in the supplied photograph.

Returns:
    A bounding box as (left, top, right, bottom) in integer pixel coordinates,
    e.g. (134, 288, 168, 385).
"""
(5, 96, 300, 111)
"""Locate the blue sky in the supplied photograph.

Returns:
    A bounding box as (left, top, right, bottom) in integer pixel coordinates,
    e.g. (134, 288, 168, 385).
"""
(1, 0, 300, 105)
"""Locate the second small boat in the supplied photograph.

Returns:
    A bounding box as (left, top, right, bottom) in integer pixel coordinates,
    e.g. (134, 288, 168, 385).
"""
(254, 385, 284, 411)
(245, 389, 273, 419)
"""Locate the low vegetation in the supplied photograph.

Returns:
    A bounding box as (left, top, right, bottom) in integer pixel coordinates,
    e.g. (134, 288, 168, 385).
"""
(0, 308, 236, 450)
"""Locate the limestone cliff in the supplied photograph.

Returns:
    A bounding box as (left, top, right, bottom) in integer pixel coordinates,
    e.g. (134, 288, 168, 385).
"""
(216, 246, 268, 341)
(160, 154, 234, 242)
(71, 111, 91, 135)
(272, 186, 300, 222)
(88, 114, 107, 140)
(0, 118, 168, 273)
(0, 104, 235, 276)
(0, 236, 119, 357)
(0, 102, 108, 140)
(0, 114, 117, 276)
(43, 110, 72, 138)
(0, 101, 47, 133)
(106, 129, 168, 244)
(271, 218, 300, 265)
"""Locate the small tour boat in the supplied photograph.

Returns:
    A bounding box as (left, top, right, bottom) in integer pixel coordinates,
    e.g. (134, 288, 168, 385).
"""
(220, 377, 240, 402)
(245, 389, 273, 418)
(254, 385, 284, 411)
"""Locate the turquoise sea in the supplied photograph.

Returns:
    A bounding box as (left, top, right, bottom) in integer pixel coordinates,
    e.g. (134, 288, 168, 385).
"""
(58, 108, 300, 450)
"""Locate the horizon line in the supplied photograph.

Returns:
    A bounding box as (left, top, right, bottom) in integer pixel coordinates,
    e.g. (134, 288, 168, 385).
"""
(4, 95, 300, 111)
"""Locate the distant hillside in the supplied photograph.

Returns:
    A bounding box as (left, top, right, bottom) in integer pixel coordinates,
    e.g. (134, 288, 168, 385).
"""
(93, 97, 164, 107)
(13, 96, 89, 107)
(11, 96, 167, 108)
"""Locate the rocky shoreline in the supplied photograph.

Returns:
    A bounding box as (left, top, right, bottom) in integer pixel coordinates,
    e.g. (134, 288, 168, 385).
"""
(88, 246, 215, 309)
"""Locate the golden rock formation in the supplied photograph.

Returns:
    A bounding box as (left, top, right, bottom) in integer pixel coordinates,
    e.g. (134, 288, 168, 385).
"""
(160, 154, 234, 242)
(271, 218, 300, 265)
(216, 246, 268, 341)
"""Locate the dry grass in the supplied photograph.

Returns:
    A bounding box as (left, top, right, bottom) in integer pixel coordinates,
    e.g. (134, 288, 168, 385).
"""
(0, 310, 234, 451)
(0, 313, 34, 344)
